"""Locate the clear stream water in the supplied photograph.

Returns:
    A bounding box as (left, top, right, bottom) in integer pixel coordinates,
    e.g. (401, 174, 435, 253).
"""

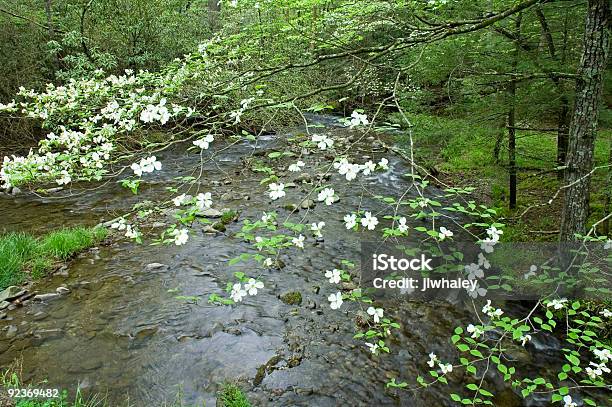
(0, 116, 598, 406)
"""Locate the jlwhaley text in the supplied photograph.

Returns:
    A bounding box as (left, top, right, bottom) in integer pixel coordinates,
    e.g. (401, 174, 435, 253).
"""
(371, 253, 477, 292)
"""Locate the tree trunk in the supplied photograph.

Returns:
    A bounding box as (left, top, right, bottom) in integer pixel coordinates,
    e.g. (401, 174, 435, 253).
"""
(208, 0, 221, 31)
(604, 138, 612, 236)
(508, 13, 521, 210)
(560, 0, 610, 241)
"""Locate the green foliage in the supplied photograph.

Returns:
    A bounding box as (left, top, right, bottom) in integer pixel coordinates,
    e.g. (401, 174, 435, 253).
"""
(217, 383, 251, 407)
(0, 227, 106, 290)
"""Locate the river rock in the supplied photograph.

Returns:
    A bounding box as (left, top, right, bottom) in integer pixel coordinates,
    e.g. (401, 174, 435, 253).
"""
(56, 286, 70, 295)
(221, 192, 245, 201)
(10, 186, 21, 195)
(145, 263, 166, 270)
(33, 293, 60, 301)
(285, 182, 297, 189)
(199, 208, 223, 218)
(283, 203, 299, 212)
(0, 286, 26, 302)
(0, 301, 10, 310)
(294, 173, 312, 183)
(300, 199, 316, 209)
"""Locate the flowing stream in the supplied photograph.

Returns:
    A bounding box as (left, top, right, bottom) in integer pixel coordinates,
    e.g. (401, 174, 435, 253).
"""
(0, 116, 589, 406)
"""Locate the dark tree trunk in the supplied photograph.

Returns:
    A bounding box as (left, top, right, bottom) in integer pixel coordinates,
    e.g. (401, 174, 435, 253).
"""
(560, 0, 610, 241)
(604, 138, 612, 236)
(208, 0, 221, 31)
(508, 13, 521, 210)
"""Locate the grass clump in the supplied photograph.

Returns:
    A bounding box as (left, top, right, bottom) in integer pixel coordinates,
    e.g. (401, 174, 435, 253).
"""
(217, 383, 251, 407)
(0, 227, 106, 290)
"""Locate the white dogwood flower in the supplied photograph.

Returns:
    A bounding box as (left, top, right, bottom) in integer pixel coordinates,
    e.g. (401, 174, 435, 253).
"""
(378, 157, 389, 170)
(193, 134, 214, 150)
(547, 298, 568, 310)
(439, 226, 453, 240)
(171, 228, 189, 245)
(328, 292, 343, 309)
(230, 283, 247, 302)
(317, 188, 336, 205)
(292, 234, 305, 249)
(349, 110, 369, 128)
(288, 160, 305, 172)
(325, 269, 342, 284)
(361, 212, 378, 230)
(427, 352, 438, 368)
(520, 334, 532, 346)
(563, 395, 577, 407)
(439, 363, 453, 374)
(344, 214, 357, 229)
(486, 225, 503, 242)
(466, 324, 484, 339)
(600, 309, 612, 318)
(173, 193, 188, 206)
(312, 134, 333, 150)
(465, 263, 483, 280)
(311, 221, 325, 238)
(196, 192, 212, 209)
(365, 342, 379, 354)
(367, 307, 384, 323)
(244, 278, 264, 295)
(398, 217, 408, 233)
(362, 160, 376, 175)
(268, 183, 286, 200)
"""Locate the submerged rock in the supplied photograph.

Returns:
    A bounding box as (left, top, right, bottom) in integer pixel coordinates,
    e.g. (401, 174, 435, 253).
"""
(145, 263, 167, 270)
(33, 293, 60, 302)
(0, 286, 26, 302)
(300, 199, 316, 209)
(199, 208, 223, 218)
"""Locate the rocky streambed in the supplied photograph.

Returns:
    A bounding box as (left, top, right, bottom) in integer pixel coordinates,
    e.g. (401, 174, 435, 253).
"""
(0, 116, 591, 406)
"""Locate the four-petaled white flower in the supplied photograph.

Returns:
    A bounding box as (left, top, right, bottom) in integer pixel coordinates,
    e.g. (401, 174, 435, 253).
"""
(477, 253, 490, 269)
(486, 225, 503, 242)
(362, 160, 376, 175)
(482, 300, 503, 318)
(261, 212, 274, 223)
(367, 307, 384, 323)
(439, 226, 453, 240)
(365, 342, 379, 354)
(288, 160, 305, 172)
(196, 192, 212, 209)
(317, 188, 336, 205)
(604, 239, 612, 250)
(398, 217, 408, 233)
(344, 213, 357, 230)
(173, 193, 188, 206)
(292, 234, 305, 249)
(171, 228, 189, 246)
(600, 309, 612, 318)
(193, 134, 214, 150)
(593, 348, 611, 363)
(466, 324, 483, 339)
(586, 361, 610, 379)
(311, 221, 325, 238)
(328, 291, 343, 309)
(547, 298, 568, 310)
(563, 395, 577, 407)
(427, 352, 438, 368)
(439, 363, 453, 374)
(268, 183, 286, 200)
(263, 258, 274, 268)
(378, 158, 389, 170)
(520, 334, 532, 346)
(312, 134, 334, 150)
(465, 263, 483, 280)
(325, 269, 342, 284)
(361, 212, 379, 230)
(349, 111, 369, 128)
(244, 278, 264, 295)
(56, 170, 71, 185)
(230, 283, 247, 302)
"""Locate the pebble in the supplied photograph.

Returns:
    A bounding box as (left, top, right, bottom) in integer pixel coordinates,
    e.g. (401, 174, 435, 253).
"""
(56, 286, 70, 295)
(145, 263, 167, 270)
(6, 325, 17, 338)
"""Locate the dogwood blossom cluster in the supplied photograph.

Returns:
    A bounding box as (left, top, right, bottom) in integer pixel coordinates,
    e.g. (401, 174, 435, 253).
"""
(230, 279, 264, 302)
(426, 353, 453, 374)
(332, 157, 389, 181)
(131, 156, 162, 176)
